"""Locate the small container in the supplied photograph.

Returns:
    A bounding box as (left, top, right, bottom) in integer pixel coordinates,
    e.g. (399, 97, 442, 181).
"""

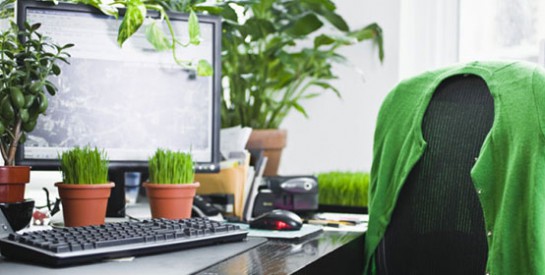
(124, 172, 141, 205)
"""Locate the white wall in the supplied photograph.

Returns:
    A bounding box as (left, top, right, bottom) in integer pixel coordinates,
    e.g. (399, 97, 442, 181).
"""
(279, 0, 401, 175)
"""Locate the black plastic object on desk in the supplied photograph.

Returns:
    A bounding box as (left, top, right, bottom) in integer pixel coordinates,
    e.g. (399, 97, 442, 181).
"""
(0, 217, 247, 266)
(250, 209, 303, 231)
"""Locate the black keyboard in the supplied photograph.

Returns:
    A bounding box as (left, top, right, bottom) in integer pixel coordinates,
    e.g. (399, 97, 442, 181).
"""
(0, 217, 247, 266)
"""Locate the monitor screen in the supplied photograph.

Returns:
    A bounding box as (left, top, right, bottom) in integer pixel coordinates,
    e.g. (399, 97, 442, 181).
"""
(15, 0, 221, 173)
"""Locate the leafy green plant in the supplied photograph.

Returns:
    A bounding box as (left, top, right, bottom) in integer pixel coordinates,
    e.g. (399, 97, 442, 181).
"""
(218, 0, 384, 129)
(72, 0, 214, 75)
(1, 0, 213, 75)
(59, 146, 109, 184)
(0, 22, 72, 165)
(148, 148, 194, 184)
(317, 171, 369, 207)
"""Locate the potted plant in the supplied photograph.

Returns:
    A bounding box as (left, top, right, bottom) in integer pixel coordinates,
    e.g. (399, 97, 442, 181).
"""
(55, 146, 114, 227)
(0, 21, 71, 202)
(317, 171, 369, 214)
(217, 0, 384, 175)
(143, 148, 199, 219)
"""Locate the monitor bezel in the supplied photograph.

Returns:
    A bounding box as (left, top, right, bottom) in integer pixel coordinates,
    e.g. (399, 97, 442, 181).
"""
(14, 0, 222, 173)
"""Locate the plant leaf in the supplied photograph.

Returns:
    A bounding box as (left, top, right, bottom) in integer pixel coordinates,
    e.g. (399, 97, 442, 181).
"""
(313, 34, 335, 47)
(145, 20, 171, 51)
(193, 5, 222, 15)
(291, 102, 309, 118)
(117, 0, 147, 47)
(349, 23, 384, 62)
(313, 81, 341, 98)
(197, 59, 213, 77)
(285, 13, 323, 37)
(188, 10, 200, 45)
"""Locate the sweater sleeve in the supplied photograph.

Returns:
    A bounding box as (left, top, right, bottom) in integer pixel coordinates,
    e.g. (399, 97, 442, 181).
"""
(531, 66, 545, 142)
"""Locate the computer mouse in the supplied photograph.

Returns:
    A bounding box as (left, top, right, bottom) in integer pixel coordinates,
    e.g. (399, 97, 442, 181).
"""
(249, 209, 303, 231)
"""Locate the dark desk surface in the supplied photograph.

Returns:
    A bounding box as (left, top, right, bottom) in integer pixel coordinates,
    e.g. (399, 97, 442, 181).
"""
(0, 229, 365, 275)
(198, 230, 365, 275)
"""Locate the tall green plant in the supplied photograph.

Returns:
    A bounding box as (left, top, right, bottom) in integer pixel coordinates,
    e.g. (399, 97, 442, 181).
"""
(59, 146, 109, 184)
(0, 22, 72, 165)
(148, 148, 194, 184)
(218, 0, 384, 129)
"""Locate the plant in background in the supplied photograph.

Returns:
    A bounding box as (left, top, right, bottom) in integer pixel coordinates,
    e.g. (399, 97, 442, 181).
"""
(317, 171, 369, 208)
(73, 0, 215, 75)
(59, 146, 109, 184)
(0, 22, 72, 165)
(148, 148, 194, 184)
(218, 0, 384, 129)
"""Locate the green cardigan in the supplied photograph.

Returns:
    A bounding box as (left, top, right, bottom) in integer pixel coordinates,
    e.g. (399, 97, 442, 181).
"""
(364, 61, 545, 275)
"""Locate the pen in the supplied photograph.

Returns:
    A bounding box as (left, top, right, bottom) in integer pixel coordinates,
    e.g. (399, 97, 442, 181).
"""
(306, 219, 354, 227)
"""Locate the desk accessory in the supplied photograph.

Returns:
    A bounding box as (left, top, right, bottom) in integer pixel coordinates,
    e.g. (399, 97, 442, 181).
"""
(55, 146, 114, 227)
(0, 203, 13, 239)
(192, 195, 221, 217)
(249, 209, 302, 231)
(243, 223, 323, 242)
(0, 199, 34, 231)
(265, 176, 319, 212)
(196, 151, 250, 219)
(252, 189, 275, 217)
(144, 149, 199, 219)
(0, 217, 247, 267)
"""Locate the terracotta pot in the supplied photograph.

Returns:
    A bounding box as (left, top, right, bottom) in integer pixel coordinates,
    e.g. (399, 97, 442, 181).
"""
(246, 129, 287, 176)
(55, 182, 114, 227)
(144, 182, 200, 219)
(0, 166, 31, 203)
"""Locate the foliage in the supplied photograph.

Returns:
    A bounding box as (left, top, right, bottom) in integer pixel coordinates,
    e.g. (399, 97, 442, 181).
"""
(0, 0, 14, 19)
(0, 22, 72, 165)
(317, 171, 369, 207)
(148, 148, 194, 184)
(72, 0, 214, 75)
(217, 0, 384, 129)
(59, 146, 109, 184)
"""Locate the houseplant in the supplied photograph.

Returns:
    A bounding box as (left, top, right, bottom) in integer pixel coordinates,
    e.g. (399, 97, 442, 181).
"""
(317, 171, 369, 213)
(143, 148, 199, 219)
(217, 0, 384, 175)
(0, 21, 71, 202)
(55, 146, 114, 227)
(72, 0, 214, 76)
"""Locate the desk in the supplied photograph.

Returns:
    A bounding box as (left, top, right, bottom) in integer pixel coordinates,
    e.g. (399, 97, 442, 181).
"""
(0, 230, 364, 275)
(198, 230, 365, 274)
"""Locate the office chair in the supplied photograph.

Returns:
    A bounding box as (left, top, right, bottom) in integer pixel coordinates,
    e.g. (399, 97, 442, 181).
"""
(365, 61, 545, 275)
(374, 74, 493, 274)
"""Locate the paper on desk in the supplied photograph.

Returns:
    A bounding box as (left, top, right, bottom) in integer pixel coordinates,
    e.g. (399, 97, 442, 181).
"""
(220, 126, 252, 160)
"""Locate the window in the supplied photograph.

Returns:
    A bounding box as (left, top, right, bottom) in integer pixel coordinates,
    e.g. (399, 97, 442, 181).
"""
(459, 0, 545, 63)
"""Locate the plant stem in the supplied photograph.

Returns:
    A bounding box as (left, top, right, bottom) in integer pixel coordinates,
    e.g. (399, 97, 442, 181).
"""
(6, 117, 21, 166)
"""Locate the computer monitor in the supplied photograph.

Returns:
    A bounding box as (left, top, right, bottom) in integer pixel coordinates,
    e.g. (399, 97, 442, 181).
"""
(15, 0, 222, 216)
(15, 0, 221, 171)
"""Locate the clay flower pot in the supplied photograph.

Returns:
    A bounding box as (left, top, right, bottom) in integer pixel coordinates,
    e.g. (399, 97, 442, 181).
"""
(0, 166, 31, 203)
(55, 182, 115, 227)
(144, 182, 200, 219)
(246, 129, 287, 176)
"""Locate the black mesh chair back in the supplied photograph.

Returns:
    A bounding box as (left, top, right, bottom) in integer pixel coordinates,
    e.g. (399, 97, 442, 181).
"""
(375, 74, 494, 275)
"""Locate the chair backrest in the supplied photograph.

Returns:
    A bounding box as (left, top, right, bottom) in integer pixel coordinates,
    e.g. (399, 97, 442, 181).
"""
(375, 74, 493, 275)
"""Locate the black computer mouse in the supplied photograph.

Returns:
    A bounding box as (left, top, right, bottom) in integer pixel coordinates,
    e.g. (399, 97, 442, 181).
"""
(249, 209, 303, 231)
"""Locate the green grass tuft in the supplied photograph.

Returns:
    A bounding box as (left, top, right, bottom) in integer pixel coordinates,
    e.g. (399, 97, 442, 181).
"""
(148, 149, 194, 184)
(317, 171, 370, 207)
(59, 146, 109, 184)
